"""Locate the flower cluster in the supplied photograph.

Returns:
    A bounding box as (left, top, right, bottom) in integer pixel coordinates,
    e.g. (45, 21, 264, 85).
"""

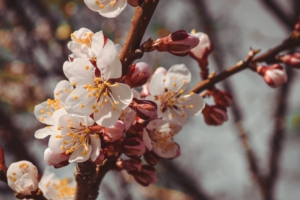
(32, 28, 205, 187)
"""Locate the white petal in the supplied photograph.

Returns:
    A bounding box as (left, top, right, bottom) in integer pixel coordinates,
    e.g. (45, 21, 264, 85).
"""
(96, 39, 122, 79)
(164, 64, 191, 91)
(149, 72, 165, 96)
(48, 134, 65, 154)
(94, 103, 121, 127)
(91, 31, 104, 55)
(35, 126, 57, 139)
(53, 80, 73, 103)
(109, 83, 133, 110)
(84, 0, 127, 18)
(153, 142, 179, 159)
(34, 101, 54, 125)
(89, 134, 101, 161)
(68, 144, 92, 163)
(63, 58, 95, 87)
(52, 108, 68, 126)
(65, 87, 96, 116)
(182, 94, 205, 116)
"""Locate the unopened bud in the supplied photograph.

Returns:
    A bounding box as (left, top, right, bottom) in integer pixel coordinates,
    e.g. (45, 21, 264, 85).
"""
(212, 90, 233, 107)
(151, 30, 199, 56)
(102, 120, 125, 142)
(133, 165, 158, 186)
(124, 62, 151, 87)
(7, 161, 39, 195)
(130, 98, 158, 120)
(279, 53, 300, 69)
(190, 30, 213, 63)
(122, 138, 146, 157)
(104, 144, 118, 159)
(44, 148, 70, 168)
(202, 105, 228, 126)
(257, 64, 287, 88)
(116, 158, 142, 174)
(144, 151, 160, 166)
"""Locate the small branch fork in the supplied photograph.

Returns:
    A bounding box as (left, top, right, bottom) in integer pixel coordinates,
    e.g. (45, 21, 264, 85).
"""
(189, 33, 300, 94)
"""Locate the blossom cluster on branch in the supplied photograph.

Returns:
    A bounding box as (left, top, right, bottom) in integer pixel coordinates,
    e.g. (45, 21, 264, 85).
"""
(1, 1, 300, 200)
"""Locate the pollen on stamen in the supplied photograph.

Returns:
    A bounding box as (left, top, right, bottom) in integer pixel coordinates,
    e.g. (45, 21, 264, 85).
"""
(72, 82, 77, 87)
(94, 109, 98, 113)
(104, 99, 108, 103)
(114, 83, 119, 87)
(57, 126, 62, 130)
(179, 89, 184, 94)
(190, 105, 194, 108)
(99, 4, 105, 9)
(182, 105, 186, 108)
(98, 102, 102, 106)
(74, 95, 78, 100)
(181, 114, 186, 118)
(110, 0, 116, 6)
(181, 97, 185, 101)
(55, 92, 59, 96)
(80, 104, 85, 108)
(40, 117, 45, 121)
(95, 0, 100, 4)
(173, 83, 177, 87)
(182, 79, 187, 84)
(85, 65, 89, 70)
(190, 92, 194, 96)
(40, 109, 45, 114)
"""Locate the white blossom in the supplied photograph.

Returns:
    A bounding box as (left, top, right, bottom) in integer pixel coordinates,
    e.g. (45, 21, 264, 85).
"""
(48, 114, 100, 163)
(7, 161, 39, 195)
(64, 40, 132, 127)
(147, 64, 205, 125)
(39, 171, 75, 200)
(68, 28, 105, 59)
(34, 80, 72, 139)
(84, 0, 127, 18)
(142, 119, 181, 158)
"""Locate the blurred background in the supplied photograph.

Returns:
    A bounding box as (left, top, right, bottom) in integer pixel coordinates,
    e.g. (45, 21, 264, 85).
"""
(0, 0, 300, 199)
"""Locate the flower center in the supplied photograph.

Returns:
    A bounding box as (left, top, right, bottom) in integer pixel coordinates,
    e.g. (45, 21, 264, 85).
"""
(71, 32, 94, 48)
(95, 0, 117, 9)
(46, 178, 75, 199)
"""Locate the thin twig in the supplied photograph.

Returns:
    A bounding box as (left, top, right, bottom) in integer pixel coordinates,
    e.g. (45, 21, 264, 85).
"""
(119, 0, 160, 75)
(189, 35, 300, 94)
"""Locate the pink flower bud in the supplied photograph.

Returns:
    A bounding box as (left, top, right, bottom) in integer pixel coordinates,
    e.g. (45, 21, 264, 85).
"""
(128, 0, 142, 7)
(44, 148, 70, 168)
(190, 31, 213, 61)
(212, 90, 233, 107)
(202, 105, 228, 126)
(133, 165, 158, 186)
(122, 138, 146, 157)
(144, 151, 160, 166)
(116, 158, 142, 174)
(257, 64, 287, 88)
(130, 98, 158, 120)
(124, 62, 151, 87)
(279, 53, 300, 69)
(152, 30, 199, 56)
(140, 83, 150, 98)
(102, 120, 125, 142)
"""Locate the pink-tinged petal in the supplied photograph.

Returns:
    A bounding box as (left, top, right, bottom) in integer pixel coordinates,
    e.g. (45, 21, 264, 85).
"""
(53, 80, 73, 103)
(120, 107, 136, 130)
(182, 94, 205, 116)
(89, 134, 101, 161)
(94, 103, 121, 127)
(103, 120, 125, 142)
(63, 58, 95, 87)
(34, 101, 54, 125)
(164, 64, 191, 91)
(68, 143, 92, 163)
(142, 129, 153, 151)
(146, 119, 167, 131)
(91, 31, 104, 55)
(35, 126, 57, 139)
(44, 148, 70, 166)
(153, 142, 179, 159)
(96, 39, 122, 79)
(65, 87, 96, 116)
(149, 72, 165, 95)
(110, 83, 133, 110)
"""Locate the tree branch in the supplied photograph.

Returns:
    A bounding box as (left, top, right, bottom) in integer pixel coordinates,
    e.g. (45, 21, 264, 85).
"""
(119, 0, 160, 75)
(190, 35, 300, 94)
